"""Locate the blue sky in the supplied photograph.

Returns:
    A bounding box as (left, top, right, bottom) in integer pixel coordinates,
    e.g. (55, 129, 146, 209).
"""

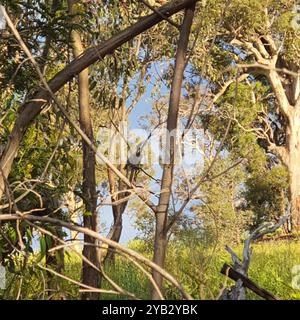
(99, 60, 206, 244)
(100, 62, 169, 244)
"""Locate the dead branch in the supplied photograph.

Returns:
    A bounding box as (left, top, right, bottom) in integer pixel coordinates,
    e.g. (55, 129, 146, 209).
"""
(220, 213, 290, 300)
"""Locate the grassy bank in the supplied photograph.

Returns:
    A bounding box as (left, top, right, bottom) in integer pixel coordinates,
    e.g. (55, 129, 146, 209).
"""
(1, 240, 300, 300)
(101, 240, 300, 300)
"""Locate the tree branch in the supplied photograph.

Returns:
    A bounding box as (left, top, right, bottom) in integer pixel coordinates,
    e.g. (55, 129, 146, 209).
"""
(0, 213, 193, 300)
(0, 0, 199, 201)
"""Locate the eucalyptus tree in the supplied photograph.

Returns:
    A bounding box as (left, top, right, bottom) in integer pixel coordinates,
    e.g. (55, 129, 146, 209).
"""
(188, 0, 300, 229)
(0, 0, 200, 299)
(0, 0, 79, 295)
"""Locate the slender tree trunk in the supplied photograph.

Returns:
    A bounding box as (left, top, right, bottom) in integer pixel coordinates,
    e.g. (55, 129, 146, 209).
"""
(68, 0, 101, 300)
(288, 110, 300, 230)
(105, 167, 125, 262)
(105, 97, 131, 262)
(152, 4, 195, 299)
(105, 211, 123, 262)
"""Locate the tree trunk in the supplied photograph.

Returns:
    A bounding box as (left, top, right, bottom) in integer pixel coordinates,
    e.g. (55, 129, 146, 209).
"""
(288, 111, 300, 230)
(105, 100, 130, 263)
(68, 0, 101, 300)
(105, 161, 129, 262)
(105, 210, 123, 262)
(152, 213, 168, 297)
(151, 4, 195, 299)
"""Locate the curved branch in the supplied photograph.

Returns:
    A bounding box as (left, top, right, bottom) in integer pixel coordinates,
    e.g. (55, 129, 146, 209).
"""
(0, 213, 193, 300)
(0, 0, 199, 200)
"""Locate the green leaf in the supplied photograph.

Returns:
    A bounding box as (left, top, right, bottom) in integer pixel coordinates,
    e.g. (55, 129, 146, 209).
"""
(40, 237, 47, 258)
(25, 227, 33, 242)
(8, 227, 16, 244)
(55, 251, 62, 265)
(84, 211, 92, 217)
(45, 235, 52, 249)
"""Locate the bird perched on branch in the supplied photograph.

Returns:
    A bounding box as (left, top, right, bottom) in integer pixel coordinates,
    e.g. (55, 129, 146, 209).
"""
(125, 142, 159, 183)
(125, 143, 143, 183)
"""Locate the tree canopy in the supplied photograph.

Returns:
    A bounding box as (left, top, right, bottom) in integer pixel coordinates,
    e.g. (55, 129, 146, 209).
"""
(0, 0, 300, 301)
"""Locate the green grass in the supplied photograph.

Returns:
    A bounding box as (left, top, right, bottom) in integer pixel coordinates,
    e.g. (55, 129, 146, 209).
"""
(107, 240, 300, 300)
(244, 241, 300, 300)
(95, 240, 300, 300)
(1, 240, 300, 299)
(162, 240, 300, 300)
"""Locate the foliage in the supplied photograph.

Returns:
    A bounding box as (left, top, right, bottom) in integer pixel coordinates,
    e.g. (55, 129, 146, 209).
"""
(1, 0, 300, 301)
(2, 240, 300, 300)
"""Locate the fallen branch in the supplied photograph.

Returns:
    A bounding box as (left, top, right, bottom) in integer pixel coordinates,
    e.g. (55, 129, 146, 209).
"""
(220, 213, 290, 300)
(220, 263, 277, 300)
